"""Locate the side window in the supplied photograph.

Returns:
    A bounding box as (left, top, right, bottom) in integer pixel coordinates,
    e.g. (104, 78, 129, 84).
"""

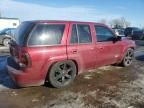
(6, 30, 11, 35)
(77, 24, 92, 43)
(95, 26, 114, 42)
(70, 24, 78, 44)
(28, 24, 65, 46)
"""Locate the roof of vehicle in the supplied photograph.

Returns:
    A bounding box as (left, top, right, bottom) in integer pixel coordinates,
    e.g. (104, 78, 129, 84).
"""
(125, 27, 140, 29)
(23, 20, 106, 25)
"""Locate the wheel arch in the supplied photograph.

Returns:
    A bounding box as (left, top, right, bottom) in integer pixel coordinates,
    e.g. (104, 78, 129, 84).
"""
(2, 37, 11, 44)
(120, 46, 135, 63)
(69, 59, 79, 75)
(44, 59, 79, 83)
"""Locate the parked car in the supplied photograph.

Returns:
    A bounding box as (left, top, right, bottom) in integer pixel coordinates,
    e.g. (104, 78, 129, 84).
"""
(7, 20, 135, 88)
(124, 27, 144, 40)
(0, 28, 16, 46)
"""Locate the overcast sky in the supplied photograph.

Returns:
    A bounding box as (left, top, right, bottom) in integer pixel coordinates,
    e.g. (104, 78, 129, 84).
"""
(0, 0, 144, 27)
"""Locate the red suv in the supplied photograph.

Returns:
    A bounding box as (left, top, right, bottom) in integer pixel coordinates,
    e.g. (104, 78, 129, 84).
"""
(7, 21, 135, 88)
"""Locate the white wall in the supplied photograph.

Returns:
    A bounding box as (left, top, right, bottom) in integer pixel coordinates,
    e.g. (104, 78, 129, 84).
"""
(0, 19, 20, 31)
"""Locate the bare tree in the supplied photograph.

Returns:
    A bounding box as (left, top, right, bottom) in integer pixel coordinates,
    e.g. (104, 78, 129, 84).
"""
(109, 17, 130, 28)
(120, 17, 130, 28)
(109, 19, 121, 28)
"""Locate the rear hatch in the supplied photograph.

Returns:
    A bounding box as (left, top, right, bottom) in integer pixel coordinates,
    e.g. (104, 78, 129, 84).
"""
(9, 22, 35, 68)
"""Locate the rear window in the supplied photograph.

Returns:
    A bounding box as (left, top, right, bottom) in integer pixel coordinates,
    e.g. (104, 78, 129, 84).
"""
(28, 24, 65, 46)
(15, 22, 34, 45)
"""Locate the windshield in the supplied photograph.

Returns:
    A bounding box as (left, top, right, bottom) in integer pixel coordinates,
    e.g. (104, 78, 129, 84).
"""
(0, 28, 9, 34)
(14, 22, 34, 46)
(133, 27, 141, 32)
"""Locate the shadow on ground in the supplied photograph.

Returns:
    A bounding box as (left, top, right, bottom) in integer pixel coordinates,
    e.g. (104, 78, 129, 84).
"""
(135, 50, 144, 61)
(135, 40, 144, 46)
(0, 56, 17, 89)
(136, 55, 144, 61)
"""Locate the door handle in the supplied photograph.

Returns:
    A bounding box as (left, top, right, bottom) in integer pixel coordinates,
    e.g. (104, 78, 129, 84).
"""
(72, 50, 77, 54)
(99, 47, 104, 49)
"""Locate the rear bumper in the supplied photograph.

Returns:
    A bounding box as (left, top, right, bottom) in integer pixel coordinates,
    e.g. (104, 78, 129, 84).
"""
(7, 57, 44, 87)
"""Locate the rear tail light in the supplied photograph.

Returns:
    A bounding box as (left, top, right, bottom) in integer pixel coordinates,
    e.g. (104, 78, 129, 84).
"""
(10, 45, 32, 68)
(19, 50, 32, 68)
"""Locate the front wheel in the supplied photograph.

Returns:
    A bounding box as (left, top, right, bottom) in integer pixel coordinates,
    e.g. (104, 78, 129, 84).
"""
(121, 48, 134, 67)
(47, 61, 77, 88)
(3, 38, 10, 47)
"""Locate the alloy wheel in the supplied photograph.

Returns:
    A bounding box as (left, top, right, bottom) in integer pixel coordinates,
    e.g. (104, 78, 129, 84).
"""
(124, 49, 134, 66)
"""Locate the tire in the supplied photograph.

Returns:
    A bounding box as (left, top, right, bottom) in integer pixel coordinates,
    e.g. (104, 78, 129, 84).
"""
(121, 48, 134, 67)
(48, 61, 77, 88)
(3, 38, 10, 46)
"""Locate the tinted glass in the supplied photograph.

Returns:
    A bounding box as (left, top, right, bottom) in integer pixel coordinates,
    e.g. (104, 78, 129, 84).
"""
(70, 24, 78, 44)
(77, 24, 92, 43)
(15, 22, 34, 45)
(5, 29, 11, 34)
(133, 28, 141, 32)
(0, 28, 7, 33)
(0, 28, 9, 34)
(95, 26, 114, 42)
(28, 24, 65, 46)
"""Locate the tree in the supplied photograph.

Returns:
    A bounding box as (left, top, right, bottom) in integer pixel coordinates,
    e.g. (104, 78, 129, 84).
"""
(109, 17, 130, 28)
(109, 19, 122, 28)
(120, 17, 130, 28)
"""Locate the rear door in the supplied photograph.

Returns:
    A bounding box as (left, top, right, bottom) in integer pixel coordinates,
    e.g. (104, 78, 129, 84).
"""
(10, 22, 35, 62)
(67, 23, 96, 71)
(94, 25, 122, 67)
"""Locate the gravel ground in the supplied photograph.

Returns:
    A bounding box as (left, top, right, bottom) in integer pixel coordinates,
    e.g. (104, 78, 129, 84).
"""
(0, 43, 144, 108)
(0, 46, 9, 56)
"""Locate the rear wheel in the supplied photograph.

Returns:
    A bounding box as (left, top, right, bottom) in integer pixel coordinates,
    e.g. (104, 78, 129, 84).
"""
(48, 61, 77, 88)
(121, 48, 134, 67)
(3, 38, 10, 46)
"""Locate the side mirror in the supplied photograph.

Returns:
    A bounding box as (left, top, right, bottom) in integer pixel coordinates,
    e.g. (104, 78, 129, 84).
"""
(113, 36, 121, 42)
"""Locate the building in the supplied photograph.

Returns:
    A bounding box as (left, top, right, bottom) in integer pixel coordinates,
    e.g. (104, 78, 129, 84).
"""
(0, 17, 20, 31)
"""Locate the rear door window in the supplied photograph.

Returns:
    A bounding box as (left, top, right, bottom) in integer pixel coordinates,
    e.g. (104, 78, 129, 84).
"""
(70, 24, 78, 44)
(28, 24, 65, 46)
(77, 24, 92, 43)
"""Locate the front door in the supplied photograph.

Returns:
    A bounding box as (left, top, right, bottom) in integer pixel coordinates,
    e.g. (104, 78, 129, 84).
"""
(94, 25, 122, 67)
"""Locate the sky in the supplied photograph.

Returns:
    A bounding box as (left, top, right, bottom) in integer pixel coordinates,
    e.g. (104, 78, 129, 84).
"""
(0, 0, 144, 27)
